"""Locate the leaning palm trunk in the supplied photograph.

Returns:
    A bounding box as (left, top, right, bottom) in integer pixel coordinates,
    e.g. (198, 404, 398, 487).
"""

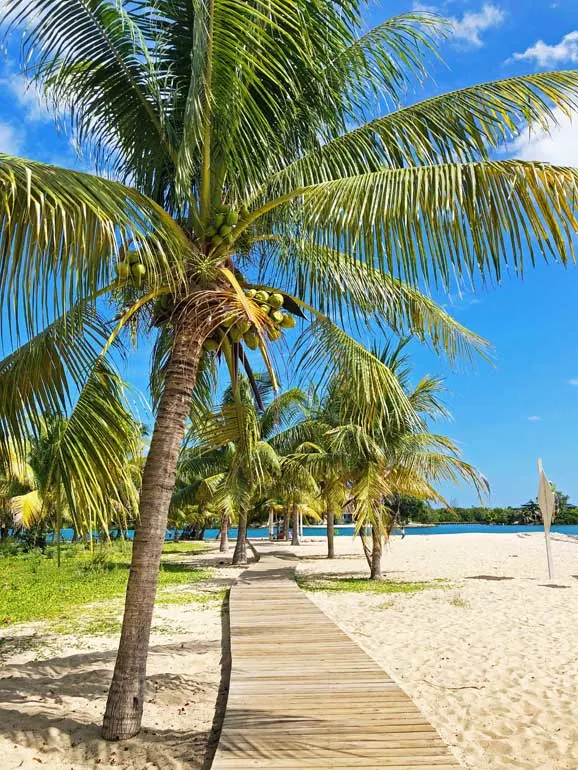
(359, 526, 372, 571)
(291, 503, 300, 546)
(102, 321, 204, 741)
(219, 514, 229, 552)
(370, 527, 383, 580)
(326, 510, 335, 559)
(232, 510, 248, 564)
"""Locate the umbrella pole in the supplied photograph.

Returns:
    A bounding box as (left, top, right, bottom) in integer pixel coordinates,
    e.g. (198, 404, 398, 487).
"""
(544, 530, 554, 580)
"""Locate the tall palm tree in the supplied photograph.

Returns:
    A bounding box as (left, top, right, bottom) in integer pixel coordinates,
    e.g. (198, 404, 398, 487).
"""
(1, 1, 578, 738)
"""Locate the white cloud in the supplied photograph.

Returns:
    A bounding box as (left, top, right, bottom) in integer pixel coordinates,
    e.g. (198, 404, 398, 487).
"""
(512, 30, 578, 67)
(0, 122, 23, 155)
(0, 74, 50, 123)
(509, 107, 578, 167)
(528, 416, 542, 422)
(414, 3, 505, 48)
(451, 4, 505, 47)
(569, 379, 578, 386)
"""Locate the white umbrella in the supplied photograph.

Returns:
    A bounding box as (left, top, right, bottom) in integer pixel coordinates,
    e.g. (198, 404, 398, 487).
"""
(537, 459, 556, 580)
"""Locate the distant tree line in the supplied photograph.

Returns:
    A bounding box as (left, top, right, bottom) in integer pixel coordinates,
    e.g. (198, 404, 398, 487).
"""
(395, 492, 578, 525)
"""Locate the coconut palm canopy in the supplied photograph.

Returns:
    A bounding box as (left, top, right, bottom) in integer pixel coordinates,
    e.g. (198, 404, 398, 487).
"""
(1, 0, 578, 741)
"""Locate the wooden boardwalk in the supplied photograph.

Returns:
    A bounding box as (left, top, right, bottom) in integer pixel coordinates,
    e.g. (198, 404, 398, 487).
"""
(211, 553, 462, 769)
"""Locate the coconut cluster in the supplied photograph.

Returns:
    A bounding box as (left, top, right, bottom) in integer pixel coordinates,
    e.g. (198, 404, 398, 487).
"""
(116, 253, 146, 285)
(203, 288, 296, 352)
(205, 203, 249, 248)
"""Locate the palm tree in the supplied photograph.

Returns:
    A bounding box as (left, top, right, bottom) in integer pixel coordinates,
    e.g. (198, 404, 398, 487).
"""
(2, 1, 578, 738)
(198, 376, 308, 563)
(8, 367, 140, 564)
(292, 341, 488, 578)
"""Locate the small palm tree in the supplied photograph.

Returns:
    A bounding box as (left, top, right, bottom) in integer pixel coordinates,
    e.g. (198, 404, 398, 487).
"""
(291, 341, 488, 578)
(2, 0, 578, 737)
(8, 367, 140, 564)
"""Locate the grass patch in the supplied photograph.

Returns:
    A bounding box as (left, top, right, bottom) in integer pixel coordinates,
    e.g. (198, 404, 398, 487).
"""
(297, 575, 450, 594)
(162, 541, 210, 555)
(0, 541, 212, 625)
(449, 595, 471, 609)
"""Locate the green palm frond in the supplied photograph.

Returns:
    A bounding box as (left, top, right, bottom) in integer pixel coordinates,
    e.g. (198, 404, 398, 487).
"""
(54, 360, 141, 533)
(5, 0, 175, 196)
(10, 489, 43, 529)
(0, 304, 116, 464)
(295, 319, 417, 431)
(265, 71, 578, 191)
(407, 376, 451, 421)
(260, 160, 578, 288)
(324, 13, 445, 110)
(260, 388, 309, 440)
(259, 237, 490, 361)
(0, 155, 191, 339)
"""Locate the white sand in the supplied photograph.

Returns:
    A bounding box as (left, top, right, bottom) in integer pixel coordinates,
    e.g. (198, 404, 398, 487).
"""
(2, 534, 578, 770)
(289, 533, 578, 770)
(0, 552, 239, 770)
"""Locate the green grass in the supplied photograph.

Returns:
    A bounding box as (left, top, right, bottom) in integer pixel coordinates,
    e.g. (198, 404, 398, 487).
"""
(0, 541, 212, 625)
(161, 541, 210, 555)
(297, 575, 450, 594)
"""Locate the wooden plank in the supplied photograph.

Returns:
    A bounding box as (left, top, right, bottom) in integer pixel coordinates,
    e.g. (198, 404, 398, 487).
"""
(210, 554, 462, 769)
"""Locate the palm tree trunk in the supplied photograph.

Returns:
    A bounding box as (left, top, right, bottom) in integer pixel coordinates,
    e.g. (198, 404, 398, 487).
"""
(326, 509, 335, 559)
(220, 514, 229, 552)
(284, 512, 290, 540)
(102, 318, 205, 741)
(370, 527, 383, 580)
(291, 503, 300, 546)
(359, 526, 372, 571)
(232, 510, 247, 564)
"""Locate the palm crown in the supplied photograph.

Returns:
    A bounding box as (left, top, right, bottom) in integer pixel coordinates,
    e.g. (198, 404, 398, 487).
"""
(2, 0, 578, 740)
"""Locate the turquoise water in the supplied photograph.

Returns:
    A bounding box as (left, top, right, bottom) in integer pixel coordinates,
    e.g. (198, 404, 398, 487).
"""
(203, 523, 578, 539)
(47, 522, 578, 542)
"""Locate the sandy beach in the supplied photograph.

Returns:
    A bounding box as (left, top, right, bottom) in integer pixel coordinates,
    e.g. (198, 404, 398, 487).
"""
(1, 533, 578, 769)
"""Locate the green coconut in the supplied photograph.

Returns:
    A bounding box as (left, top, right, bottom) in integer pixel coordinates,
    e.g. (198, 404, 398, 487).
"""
(271, 309, 284, 324)
(243, 331, 259, 350)
(280, 313, 296, 329)
(223, 314, 237, 328)
(229, 325, 244, 343)
(245, 289, 257, 299)
(269, 292, 284, 309)
(205, 225, 218, 238)
(225, 210, 239, 226)
(238, 320, 251, 334)
(219, 224, 232, 236)
(214, 213, 226, 228)
(131, 263, 146, 279)
(128, 251, 140, 265)
(212, 234, 224, 246)
(225, 233, 235, 245)
(254, 290, 269, 302)
(239, 204, 250, 219)
(116, 262, 130, 280)
(269, 327, 282, 341)
(203, 338, 219, 351)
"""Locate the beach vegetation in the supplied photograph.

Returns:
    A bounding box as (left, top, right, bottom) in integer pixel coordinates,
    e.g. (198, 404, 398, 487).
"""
(2, 0, 578, 741)
(298, 575, 450, 594)
(0, 540, 211, 625)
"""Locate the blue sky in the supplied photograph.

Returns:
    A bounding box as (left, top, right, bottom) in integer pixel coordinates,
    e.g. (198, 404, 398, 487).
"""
(1, 0, 578, 506)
